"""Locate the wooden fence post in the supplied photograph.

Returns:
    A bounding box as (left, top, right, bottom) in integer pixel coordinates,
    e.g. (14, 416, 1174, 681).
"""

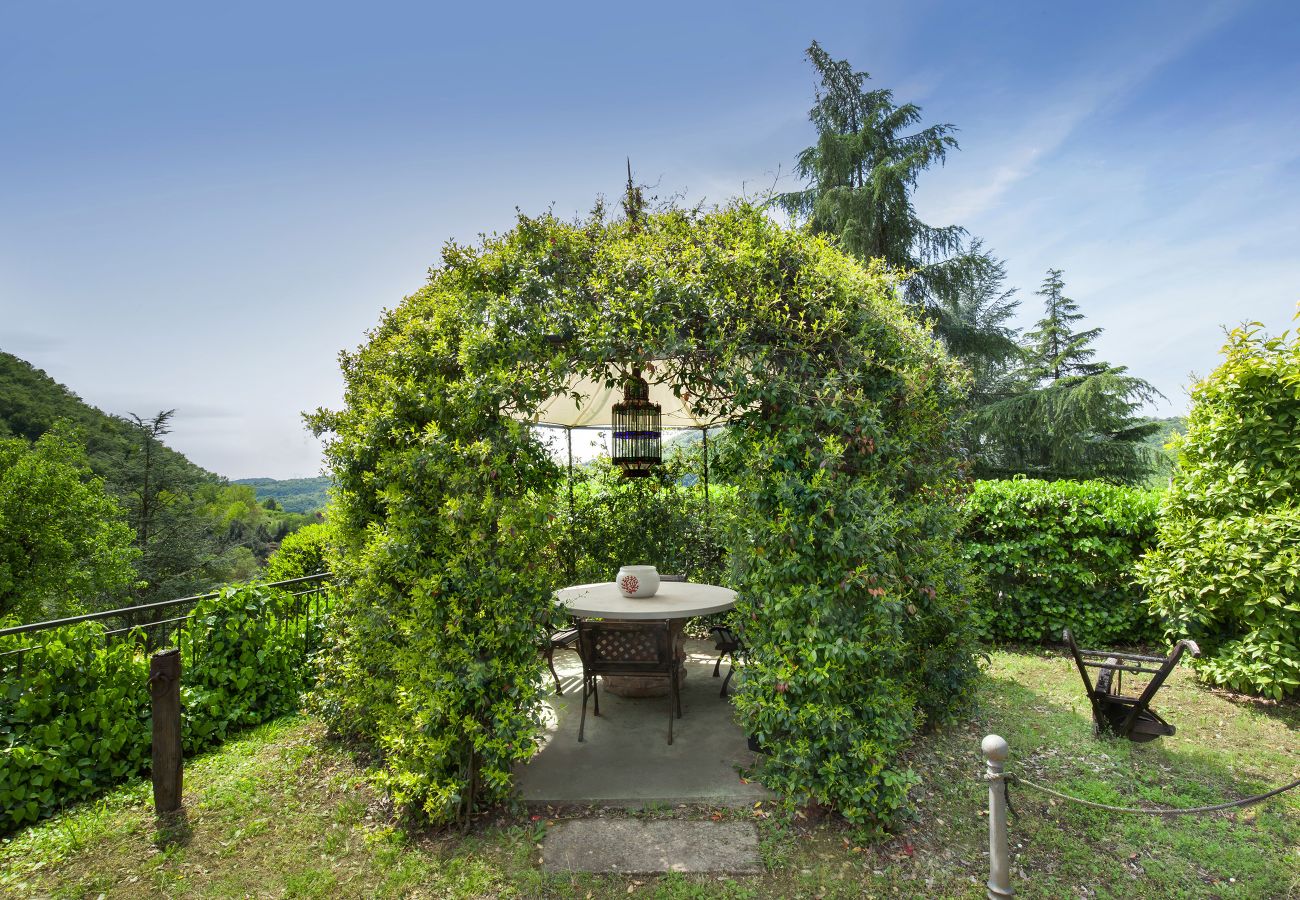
(150, 648, 183, 819)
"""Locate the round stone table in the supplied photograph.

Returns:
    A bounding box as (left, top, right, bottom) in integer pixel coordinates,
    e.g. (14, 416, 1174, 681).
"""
(554, 581, 737, 697)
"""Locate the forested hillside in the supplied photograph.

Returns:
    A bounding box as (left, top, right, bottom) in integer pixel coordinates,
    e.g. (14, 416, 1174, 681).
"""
(0, 351, 320, 622)
(234, 476, 331, 513)
(0, 352, 215, 484)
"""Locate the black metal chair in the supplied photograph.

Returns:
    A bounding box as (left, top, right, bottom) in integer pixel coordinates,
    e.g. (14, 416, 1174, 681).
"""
(543, 622, 579, 695)
(1063, 627, 1200, 742)
(708, 624, 744, 698)
(576, 619, 681, 745)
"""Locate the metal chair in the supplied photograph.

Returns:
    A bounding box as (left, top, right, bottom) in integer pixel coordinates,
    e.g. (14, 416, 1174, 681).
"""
(707, 624, 744, 698)
(543, 623, 579, 695)
(576, 619, 681, 745)
(1063, 628, 1200, 742)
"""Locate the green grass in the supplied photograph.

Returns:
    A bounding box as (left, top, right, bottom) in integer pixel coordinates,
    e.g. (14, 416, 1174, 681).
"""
(2, 650, 1296, 898)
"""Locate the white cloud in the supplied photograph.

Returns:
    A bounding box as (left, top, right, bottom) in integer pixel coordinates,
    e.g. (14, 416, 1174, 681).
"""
(924, 2, 1242, 225)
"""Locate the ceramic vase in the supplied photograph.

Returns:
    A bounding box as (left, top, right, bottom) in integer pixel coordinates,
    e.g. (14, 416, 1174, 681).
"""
(616, 565, 660, 598)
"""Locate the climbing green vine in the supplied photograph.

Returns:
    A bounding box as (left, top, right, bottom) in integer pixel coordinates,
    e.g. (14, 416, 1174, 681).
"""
(310, 201, 978, 827)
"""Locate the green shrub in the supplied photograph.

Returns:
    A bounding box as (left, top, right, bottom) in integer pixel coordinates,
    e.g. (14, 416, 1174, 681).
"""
(0, 583, 312, 831)
(180, 584, 305, 752)
(265, 521, 333, 582)
(1137, 320, 1300, 699)
(0, 624, 149, 827)
(961, 479, 1161, 646)
(559, 456, 735, 589)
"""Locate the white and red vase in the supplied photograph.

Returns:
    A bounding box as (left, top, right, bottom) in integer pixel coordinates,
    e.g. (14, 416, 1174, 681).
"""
(616, 565, 660, 598)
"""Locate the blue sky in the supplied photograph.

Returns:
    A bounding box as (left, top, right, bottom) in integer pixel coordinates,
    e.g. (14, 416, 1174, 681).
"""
(2, 1, 1297, 478)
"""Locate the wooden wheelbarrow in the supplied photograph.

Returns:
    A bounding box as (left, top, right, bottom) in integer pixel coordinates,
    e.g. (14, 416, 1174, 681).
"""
(1063, 628, 1201, 742)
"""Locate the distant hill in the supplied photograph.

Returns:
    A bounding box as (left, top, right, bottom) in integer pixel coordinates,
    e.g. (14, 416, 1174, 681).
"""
(0, 351, 216, 484)
(234, 476, 332, 513)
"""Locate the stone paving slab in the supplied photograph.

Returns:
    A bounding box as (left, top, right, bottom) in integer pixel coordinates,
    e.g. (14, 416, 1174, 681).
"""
(542, 819, 761, 874)
(514, 640, 771, 807)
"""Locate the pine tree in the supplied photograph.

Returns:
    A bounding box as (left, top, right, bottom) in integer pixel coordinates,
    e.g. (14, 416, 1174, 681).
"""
(972, 269, 1162, 483)
(118, 411, 226, 604)
(776, 41, 1003, 350)
(1023, 269, 1106, 381)
(939, 241, 1022, 404)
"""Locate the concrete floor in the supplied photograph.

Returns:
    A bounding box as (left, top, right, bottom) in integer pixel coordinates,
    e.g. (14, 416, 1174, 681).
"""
(514, 639, 771, 807)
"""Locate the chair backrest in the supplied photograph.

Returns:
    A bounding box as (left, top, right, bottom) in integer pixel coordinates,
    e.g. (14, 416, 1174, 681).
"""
(578, 620, 674, 675)
(660, 574, 687, 583)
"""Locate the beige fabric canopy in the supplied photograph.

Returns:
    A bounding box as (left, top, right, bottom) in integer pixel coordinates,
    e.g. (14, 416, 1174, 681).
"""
(527, 368, 732, 429)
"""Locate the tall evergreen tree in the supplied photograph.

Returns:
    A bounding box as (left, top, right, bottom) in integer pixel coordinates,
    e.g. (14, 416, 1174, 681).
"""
(972, 270, 1161, 483)
(118, 411, 226, 604)
(1023, 269, 1106, 381)
(775, 41, 1012, 354)
(940, 241, 1022, 403)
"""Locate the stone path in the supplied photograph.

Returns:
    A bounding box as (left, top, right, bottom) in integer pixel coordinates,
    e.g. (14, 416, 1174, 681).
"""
(541, 819, 762, 874)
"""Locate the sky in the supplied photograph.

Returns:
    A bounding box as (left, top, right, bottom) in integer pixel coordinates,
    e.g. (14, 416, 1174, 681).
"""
(2, 0, 1297, 479)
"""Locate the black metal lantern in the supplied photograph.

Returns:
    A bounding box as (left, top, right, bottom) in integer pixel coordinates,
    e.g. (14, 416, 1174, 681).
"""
(611, 367, 661, 478)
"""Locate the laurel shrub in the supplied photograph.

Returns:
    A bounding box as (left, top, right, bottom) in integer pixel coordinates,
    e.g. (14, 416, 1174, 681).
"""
(962, 478, 1162, 646)
(1137, 320, 1300, 699)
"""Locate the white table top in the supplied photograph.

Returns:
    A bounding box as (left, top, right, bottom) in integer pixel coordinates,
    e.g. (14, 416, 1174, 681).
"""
(554, 581, 737, 620)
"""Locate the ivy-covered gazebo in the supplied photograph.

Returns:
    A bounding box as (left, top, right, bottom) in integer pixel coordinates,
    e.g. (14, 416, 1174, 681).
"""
(310, 198, 980, 827)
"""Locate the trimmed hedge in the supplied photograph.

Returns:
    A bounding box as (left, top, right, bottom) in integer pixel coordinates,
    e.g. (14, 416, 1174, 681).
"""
(962, 479, 1161, 646)
(0, 583, 310, 831)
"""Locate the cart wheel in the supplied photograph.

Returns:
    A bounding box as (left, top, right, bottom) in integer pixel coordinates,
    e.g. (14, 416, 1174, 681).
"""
(1093, 658, 1121, 737)
(1096, 661, 1117, 697)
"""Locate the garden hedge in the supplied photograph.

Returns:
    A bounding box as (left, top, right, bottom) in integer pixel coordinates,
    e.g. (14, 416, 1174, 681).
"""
(0, 583, 311, 831)
(1138, 320, 1300, 699)
(310, 200, 979, 828)
(961, 478, 1161, 646)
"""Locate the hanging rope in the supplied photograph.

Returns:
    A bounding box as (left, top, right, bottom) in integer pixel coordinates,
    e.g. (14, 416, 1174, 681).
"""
(1003, 771, 1300, 816)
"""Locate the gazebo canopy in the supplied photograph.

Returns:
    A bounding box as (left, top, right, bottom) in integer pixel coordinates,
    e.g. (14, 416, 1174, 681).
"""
(527, 366, 731, 429)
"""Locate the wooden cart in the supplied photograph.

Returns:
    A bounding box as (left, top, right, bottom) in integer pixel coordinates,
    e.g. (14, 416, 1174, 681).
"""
(1063, 628, 1200, 742)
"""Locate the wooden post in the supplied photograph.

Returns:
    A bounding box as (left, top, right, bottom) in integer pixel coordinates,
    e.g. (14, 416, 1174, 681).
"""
(150, 648, 183, 819)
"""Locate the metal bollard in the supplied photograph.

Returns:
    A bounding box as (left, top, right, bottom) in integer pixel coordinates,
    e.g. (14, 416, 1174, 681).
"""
(982, 734, 1014, 898)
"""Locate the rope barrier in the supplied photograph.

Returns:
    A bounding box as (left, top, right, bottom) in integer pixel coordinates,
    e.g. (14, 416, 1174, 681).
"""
(999, 771, 1300, 817)
(981, 733, 1300, 899)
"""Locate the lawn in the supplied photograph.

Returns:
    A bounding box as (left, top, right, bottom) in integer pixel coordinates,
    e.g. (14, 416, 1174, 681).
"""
(2, 650, 1296, 899)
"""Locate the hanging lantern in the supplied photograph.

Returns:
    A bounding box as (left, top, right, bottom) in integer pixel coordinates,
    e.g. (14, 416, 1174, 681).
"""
(611, 367, 661, 478)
